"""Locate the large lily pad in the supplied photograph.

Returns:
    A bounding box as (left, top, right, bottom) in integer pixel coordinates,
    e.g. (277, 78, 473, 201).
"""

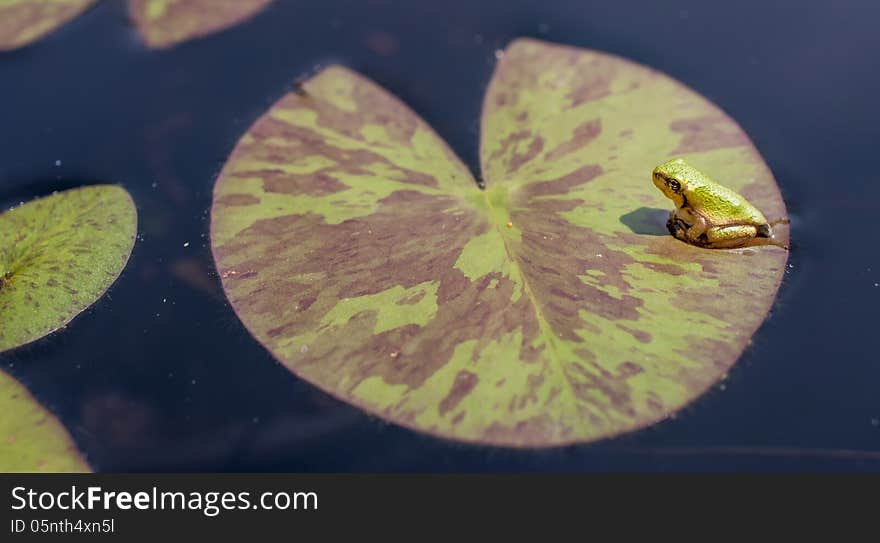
(0, 370, 90, 472)
(128, 0, 273, 49)
(0, 0, 98, 51)
(211, 38, 788, 447)
(0, 185, 137, 353)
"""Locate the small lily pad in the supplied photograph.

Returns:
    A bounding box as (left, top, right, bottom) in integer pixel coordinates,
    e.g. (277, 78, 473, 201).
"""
(0, 185, 137, 353)
(0, 0, 98, 51)
(0, 370, 90, 472)
(128, 0, 273, 49)
(211, 38, 788, 447)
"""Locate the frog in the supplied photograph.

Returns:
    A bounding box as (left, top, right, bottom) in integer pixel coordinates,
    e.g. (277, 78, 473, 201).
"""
(652, 158, 788, 249)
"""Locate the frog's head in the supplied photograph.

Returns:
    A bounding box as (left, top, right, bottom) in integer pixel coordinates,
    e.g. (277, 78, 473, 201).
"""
(652, 158, 690, 201)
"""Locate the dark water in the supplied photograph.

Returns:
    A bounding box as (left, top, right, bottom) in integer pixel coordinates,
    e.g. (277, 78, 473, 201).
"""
(1, 0, 879, 471)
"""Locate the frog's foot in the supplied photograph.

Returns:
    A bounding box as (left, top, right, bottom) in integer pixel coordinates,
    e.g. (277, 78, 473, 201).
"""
(757, 221, 790, 249)
(747, 234, 789, 250)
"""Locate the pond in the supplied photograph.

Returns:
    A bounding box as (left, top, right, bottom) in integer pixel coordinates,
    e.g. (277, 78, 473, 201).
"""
(1, 0, 878, 471)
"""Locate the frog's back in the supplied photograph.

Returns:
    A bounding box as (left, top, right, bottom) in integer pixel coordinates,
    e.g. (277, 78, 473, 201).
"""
(688, 180, 768, 226)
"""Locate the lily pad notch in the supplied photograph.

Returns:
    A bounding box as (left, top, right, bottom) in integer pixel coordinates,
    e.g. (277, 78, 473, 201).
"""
(211, 38, 788, 447)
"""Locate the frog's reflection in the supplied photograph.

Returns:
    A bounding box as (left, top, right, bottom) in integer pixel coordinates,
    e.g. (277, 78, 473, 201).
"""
(619, 207, 670, 236)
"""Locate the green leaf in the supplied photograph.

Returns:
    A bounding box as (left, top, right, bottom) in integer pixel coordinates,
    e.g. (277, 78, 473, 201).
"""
(0, 370, 90, 472)
(0, 0, 98, 51)
(211, 38, 789, 447)
(0, 185, 137, 353)
(128, 0, 273, 49)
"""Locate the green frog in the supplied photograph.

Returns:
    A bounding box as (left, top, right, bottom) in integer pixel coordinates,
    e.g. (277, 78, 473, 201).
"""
(652, 158, 788, 249)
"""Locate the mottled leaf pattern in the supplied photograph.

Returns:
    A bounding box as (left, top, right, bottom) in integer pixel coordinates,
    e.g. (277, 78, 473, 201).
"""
(0, 0, 97, 51)
(128, 0, 273, 49)
(211, 38, 788, 446)
(0, 185, 137, 353)
(0, 371, 90, 472)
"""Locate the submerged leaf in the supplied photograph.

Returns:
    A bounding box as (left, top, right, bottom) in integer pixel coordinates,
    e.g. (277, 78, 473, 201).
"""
(128, 0, 273, 49)
(0, 370, 90, 472)
(0, 185, 137, 353)
(0, 0, 98, 51)
(211, 38, 788, 447)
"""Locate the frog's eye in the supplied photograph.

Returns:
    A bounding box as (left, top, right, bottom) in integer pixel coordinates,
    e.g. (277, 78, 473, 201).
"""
(666, 178, 682, 193)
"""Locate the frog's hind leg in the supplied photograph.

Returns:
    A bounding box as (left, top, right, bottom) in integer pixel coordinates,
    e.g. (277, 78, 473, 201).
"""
(706, 224, 789, 249)
(704, 224, 760, 249)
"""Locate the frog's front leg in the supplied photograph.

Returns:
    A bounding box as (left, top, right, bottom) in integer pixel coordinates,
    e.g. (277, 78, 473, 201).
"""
(666, 208, 706, 244)
(666, 211, 690, 240)
(684, 214, 708, 240)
